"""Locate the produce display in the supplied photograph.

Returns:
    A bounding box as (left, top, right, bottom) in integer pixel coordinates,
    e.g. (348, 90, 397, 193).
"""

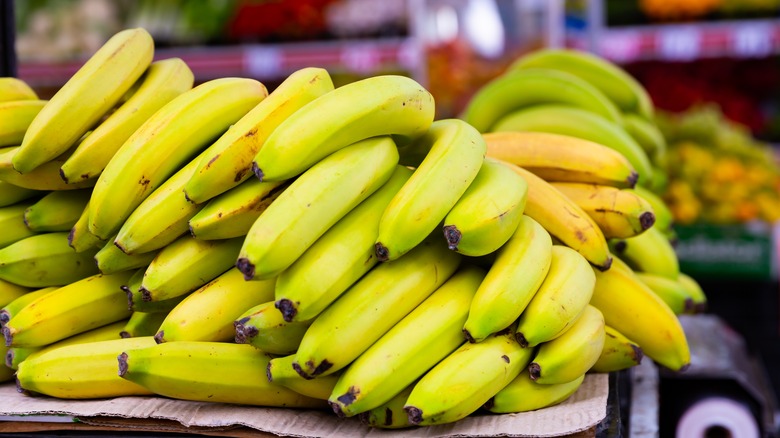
(0, 28, 704, 430)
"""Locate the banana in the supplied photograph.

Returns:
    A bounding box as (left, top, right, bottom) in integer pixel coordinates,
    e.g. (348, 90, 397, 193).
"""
(16, 337, 157, 398)
(12, 29, 154, 173)
(3, 270, 133, 347)
(5, 345, 39, 370)
(184, 67, 334, 204)
(122, 268, 186, 313)
(0, 343, 13, 382)
(515, 245, 596, 348)
(60, 58, 194, 183)
(140, 235, 243, 302)
(0, 232, 100, 287)
(120, 311, 167, 338)
(94, 237, 157, 275)
(463, 215, 552, 343)
(678, 272, 707, 313)
(0, 180, 41, 207)
(266, 354, 340, 400)
(485, 373, 585, 414)
(442, 157, 527, 256)
(0, 202, 36, 248)
(492, 105, 653, 185)
(590, 261, 690, 371)
(550, 182, 656, 239)
(590, 325, 644, 373)
(253, 74, 433, 182)
(154, 268, 275, 343)
(610, 225, 679, 279)
(293, 238, 460, 379)
(404, 327, 531, 426)
(509, 48, 654, 120)
(629, 185, 674, 234)
(375, 119, 486, 262)
(461, 67, 622, 132)
(0, 146, 96, 190)
(274, 165, 412, 322)
(118, 341, 327, 408)
(0, 77, 38, 102)
(188, 178, 288, 240)
(237, 136, 399, 281)
(483, 131, 638, 188)
(0, 100, 47, 146)
(0, 278, 32, 308)
(235, 301, 312, 355)
(68, 200, 103, 252)
(23, 188, 91, 232)
(505, 163, 613, 270)
(329, 265, 484, 418)
(0, 286, 57, 326)
(528, 305, 605, 384)
(358, 384, 415, 429)
(635, 271, 695, 315)
(622, 113, 666, 165)
(88, 77, 267, 240)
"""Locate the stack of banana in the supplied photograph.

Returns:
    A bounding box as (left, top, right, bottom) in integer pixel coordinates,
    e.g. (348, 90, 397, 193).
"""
(0, 28, 705, 429)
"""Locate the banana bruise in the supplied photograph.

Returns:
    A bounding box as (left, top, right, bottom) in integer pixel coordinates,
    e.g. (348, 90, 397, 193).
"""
(94, 237, 157, 275)
(88, 77, 268, 240)
(515, 245, 596, 348)
(460, 67, 622, 132)
(463, 215, 552, 343)
(23, 189, 92, 232)
(0, 100, 47, 146)
(274, 165, 412, 323)
(0, 202, 36, 248)
(266, 354, 340, 400)
(60, 58, 195, 183)
(69, 200, 104, 252)
(118, 341, 327, 408)
(253, 74, 434, 182)
(0, 181, 41, 207)
(184, 67, 334, 204)
(120, 311, 167, 338)
(0, 77, 38, 102)
(3, 271, 133, 347)
(443, 157, 527, 256)
(590, 325, 644, 373)
(485, 373, 585, 414)
(235, 301, 312, 355)
(328, 266, 484, 418)
(13, 29, 154, 173)
(375, 119, 486, 262)
(610, 225, 679, 279)
(622, 113, 667, 165)
(635, 272, 695, 315)
(0, 232, 100, 287)
(154, 268, 275, 343)
(358, 384, 415, 429)
(678, 272, 707, 313)
(0, 286, 57, 326)
(0, 146, 96, 190)
(16, 337, 157, 398)
(0, 278, 32, 309)
(629, 185, 674, 234)
(238, 136, 399, 281)
(122, 268, 187, 313)
(293, 238, 460, 379)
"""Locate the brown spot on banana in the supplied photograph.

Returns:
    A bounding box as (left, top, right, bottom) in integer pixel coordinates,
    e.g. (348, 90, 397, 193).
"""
(529, 362, 541, 380)
(405, 406, 423, 425)
(236, 258, 255, 281)
(117, 352, 129, 377)
(275, 299, 298, 322)
(374, 243, 390, 262)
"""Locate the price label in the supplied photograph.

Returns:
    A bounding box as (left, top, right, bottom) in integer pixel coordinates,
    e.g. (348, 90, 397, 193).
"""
(732, 24, 772, 58)
(659, 26, 701, 61)
(245, 46, 283, 78)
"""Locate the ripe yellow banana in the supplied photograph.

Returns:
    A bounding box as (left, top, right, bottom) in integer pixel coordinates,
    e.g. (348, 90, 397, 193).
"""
(13, 29, 154, 173)
(0, 77, 38, 102)
(234, 301, 312, 355)
(266, 354, 340, 400)
(463, 215, 552, 343)
(94, 237, 157, 275)
(88, 77, 267, 240)
(274, 165, 412, 322)
(120, 311, 167, 338)
(610, 225, 679, 279)
(678, 272, 707, 313)
(188, 178, 288, 240)
(0, 180, 40, 207)
(550, 182, 656, 239)
(0, 202, 36, 248)
(23, 188, 91, 232)
(0, 146, 96, 190)
(237, 136, 399, 281)
(485, 372, 585, 414)
(68, 200, 104, 252)
(293, 238, 460, 379)
(622, 113, 667, 165)
(528, 305, 605, 384)
(591, 325, 644, 373)
(0, 232, 99, 287)
(0, 286, 56, 326)
(0, 278, 32, 308)
(505, 163, 613, 270)
(629, 185, 674, 234)
(635, 271, 695, 315)
(375, 119, 486, 261)
(404, 327, 532, 426)
(329, 265, 484, 418)
(16, 337, 157, 398)
(60, 58, 194, 183)
(122, 268, 186, 313)
(0, 100, 47, 146)
(358, 384, 415, 429)
(515, 245, 596, 348)
(3, 270, 133, 347)
(118, 341, 327, 408)
(461, 67, 622, 132)
(253, 74, 433, 182)
(154, 268, 275, 343)
(184, 67, 334, 204)
(492, 105, 653, 185)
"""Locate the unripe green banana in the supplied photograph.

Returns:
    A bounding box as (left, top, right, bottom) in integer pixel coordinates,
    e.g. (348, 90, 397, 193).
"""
(0, 286, 57, 326)
(68, 200, 104, 252)
(253, 74, 433, 182)
(0, 202, 36, 248)
(235, 301, 312, 355)
(0, 77, 38, 102)
(375, 119, 486, 261)
(678, 272, 707, 313)
(610, 225, 679, 279)
(0, 100, 47, 146)
(622, 113, 667, 166)
(120, 311, 167, 338)
(0, 181, 41, 207)
(237, 136, 399, 281)
(94, 236, 158, 275)
(266, 354, 340, 400)
(0, 278, 32, 308)
(358, 384, 415, 429)
(590, 325, 644, 373)
(0, 145, 96, 190)
(23, 189, 91, 232)
(0, 343, 12, 382)
(122, 268, 186, 313)
(0, 232, 100, 287)
(485, 373, 585, 414)
(635, 271, 695, 315)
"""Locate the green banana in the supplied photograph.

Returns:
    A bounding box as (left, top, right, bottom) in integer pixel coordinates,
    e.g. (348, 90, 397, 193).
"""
(0, 202, 36, 248)
(266, 354, 340, 400)
(0, 286, 57, 326)
(122, 268, 186, 313)
(0, 343, 13, 382)
(68, 200, 104, 252)
(358, 384, 415, 429)
(635, 271, 695, 315)
(0, 100, 47, 146)
(485, 373, 585, 414)
(235, 301, 312, 355)
(622, 113, 666, 166)
(0, 146, 96, 190)
(590, 325, 644, 373)
(94, 237, 157, 275)
(0, 278, 32, 308)
(0, 181, 41, 207)
(23, 189, 91, 232)
(0, 77, 38, 102)
(610, 225, 680, 279)
(0, 232, 100, 287)
(120, 311, 167, 338)
(678, 272, 707, 313)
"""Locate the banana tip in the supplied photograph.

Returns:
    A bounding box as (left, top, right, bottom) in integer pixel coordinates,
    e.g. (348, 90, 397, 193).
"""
(329, 401, 346, 418)
(0, 310, 10, 326)
(594, 256, 613, 272)
(632, 344, 644, 364)
(153, 331, 165, 344)
(639, 212, 655, 231)
(405, 406, 423, 425)
(5, 349, 14, 368)
(515, 332, 529, 348)
(119, 331, 131, 339)
(182, 189, 197, 205)
(251, 162, 264, 182)
(443, 225, 461, 251)
(462, 329, 476, 344)
(275, 299, 298, 323)
(117, 352, 129, 377)
(374, 243, 390, 262)
(627, 171, 639, 188)
(2, 326, 11, 347)
(528, 362, 541, 381)
(236, 258, 255, 281)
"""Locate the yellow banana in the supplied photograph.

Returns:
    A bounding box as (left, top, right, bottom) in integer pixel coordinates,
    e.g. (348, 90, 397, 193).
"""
(630, 185, 674, 234)
(485, 373, 585, 414)
(375, 119, 486, 262)
(3, 271, 133, 347)
(118, 341, 327, 408)
(0, 286, 57, 326)
(515, 245, 596, 348)
(0, 232, 99, 287)
(678, 272, 707, 313)
(274, 165, 412, 322)
(68, 200, 104, 252)
(60, 58, 194, 183)
(0, 77, 38, 102)
(0, 146, 96, 190)
(0, 100, 47, 146)
(635, 271, 695, 315)
(0, 180, 41, 207)
(94, 236, 156, 275)
(23, 188, 91, 232)
(463, 215, 552, 343)
(329, 265, 484, 418)
(590, 325, 644, 373)
(237, 136, 399, 281)
(0, 202, 36, 248)
(122, 268, 186, 313)
(154, 268, 275, 343)
(622, 113, 666, 165)
(0, 278, 32, 308)
(88, 77, 267, 240)
(253, 74, 433, 182)
(266, 354, 340, 400)
(120, 311, 167, 338)
(184, 67, 334, 204)
(358, 384, 415, 429)
(610, 225, 679, 279)
(13, 29, 154, 173)
(293, 238, 460, 379)
(234, 301, 312, 355)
